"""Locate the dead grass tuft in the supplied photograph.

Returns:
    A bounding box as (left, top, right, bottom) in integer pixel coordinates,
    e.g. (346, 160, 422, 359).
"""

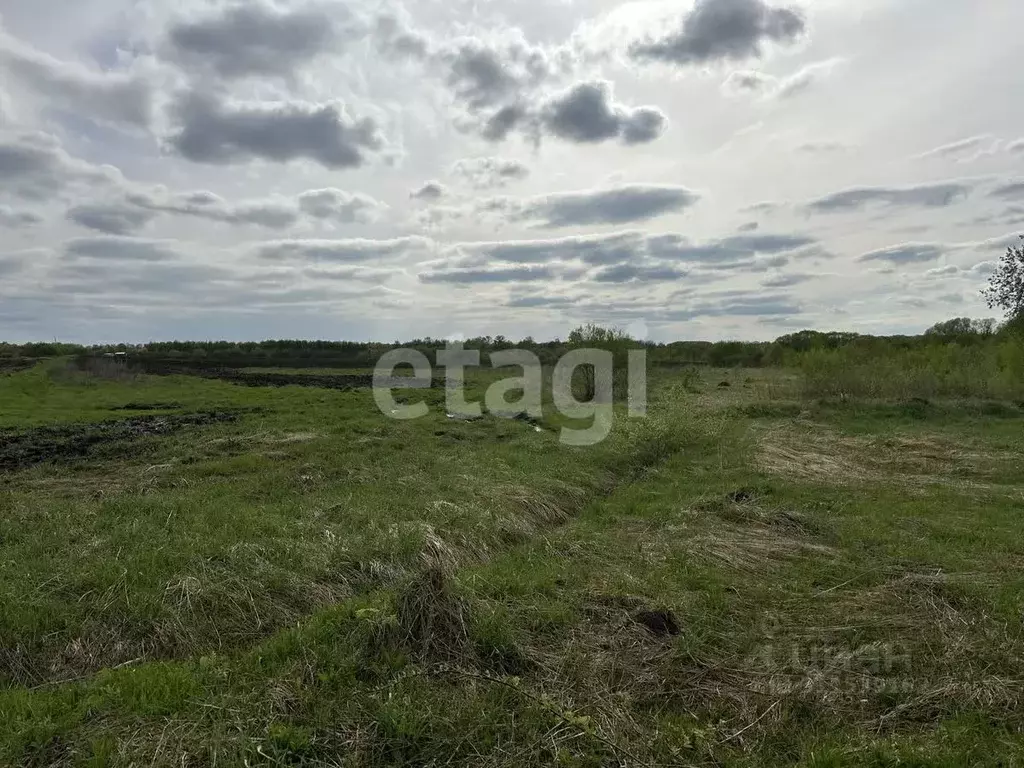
(687, 524, 834, 574)
(395, 565, 469, 661)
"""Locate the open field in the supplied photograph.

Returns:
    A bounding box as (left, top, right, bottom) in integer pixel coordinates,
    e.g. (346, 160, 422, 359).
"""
(1, 360, 1023, 765)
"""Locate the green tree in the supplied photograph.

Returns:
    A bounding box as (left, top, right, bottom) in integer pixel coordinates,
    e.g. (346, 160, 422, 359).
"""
(982, 235, 1024, 321)
(566, 324, 636, 400)
(925, 317, 996, 339)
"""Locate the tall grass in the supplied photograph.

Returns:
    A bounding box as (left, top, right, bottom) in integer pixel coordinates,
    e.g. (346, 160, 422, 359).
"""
(798, 336, 1024, 400)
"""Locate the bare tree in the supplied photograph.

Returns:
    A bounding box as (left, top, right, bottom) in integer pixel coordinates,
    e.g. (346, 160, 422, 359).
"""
(982, 235, 1024, 320)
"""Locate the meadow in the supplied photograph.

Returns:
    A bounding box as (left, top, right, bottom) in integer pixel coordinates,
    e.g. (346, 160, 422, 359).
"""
(0, 346, 1022, 766)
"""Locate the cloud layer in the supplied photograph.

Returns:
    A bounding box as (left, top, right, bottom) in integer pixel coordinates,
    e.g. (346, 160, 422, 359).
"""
(0, 0, 1021, 342)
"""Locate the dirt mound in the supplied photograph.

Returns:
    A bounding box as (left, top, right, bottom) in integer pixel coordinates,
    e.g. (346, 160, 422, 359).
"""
(0, 411, 242, 471)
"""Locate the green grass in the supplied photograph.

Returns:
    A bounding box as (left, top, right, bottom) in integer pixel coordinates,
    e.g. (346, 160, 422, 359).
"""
(0, 362, 1022, 765)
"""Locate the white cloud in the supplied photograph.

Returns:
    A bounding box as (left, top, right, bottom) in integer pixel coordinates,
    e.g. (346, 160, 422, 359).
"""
(725, 58, 845, 100)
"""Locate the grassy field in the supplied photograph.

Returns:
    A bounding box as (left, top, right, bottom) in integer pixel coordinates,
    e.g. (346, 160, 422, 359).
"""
(0, 361, 1022, 765)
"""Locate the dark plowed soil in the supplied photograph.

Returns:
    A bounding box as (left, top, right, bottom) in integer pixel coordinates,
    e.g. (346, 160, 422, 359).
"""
(0, 359, 39, 374)
(110, 401, 184, 411)
(215, 371, 379, 389)
(0, 412, 242, 471)
(137, 363, 436, 390)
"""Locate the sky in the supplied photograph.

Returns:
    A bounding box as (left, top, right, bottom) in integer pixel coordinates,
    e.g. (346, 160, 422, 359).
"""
(1, 0, 1023, 344)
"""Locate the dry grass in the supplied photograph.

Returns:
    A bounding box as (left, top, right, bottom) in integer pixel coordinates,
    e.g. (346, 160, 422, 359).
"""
(754, 422, 1015, 492)
(685, 525, 835, 574)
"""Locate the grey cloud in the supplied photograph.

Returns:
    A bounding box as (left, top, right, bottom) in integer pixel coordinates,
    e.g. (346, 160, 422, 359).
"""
(916, 135, 992, 160)
(724, 70, 772, 93)
(0, 205, 43, 228)
(420, 264, 555, 284)
(255, 237, 433, 263)
(762, 272, 814, 287)
(167, 92, 383, 169)
(972, 204, 1024, 228)
(796, 140, 850, 153)
(725, 59, 842, 100)
(0, 29, 151, 127)
(540, 81, 667, 145)
(518, 184, 699, 227)
(630, 0, 806, 67)
(297, 188, 385, 222)
(738, 221, 759, 232)
(788, 244, 836, 261)
(621, 107, 669, 144)
(989, 181, 1024, 201)
(165, 3, 341, 80)
(430, 185, 699, 230)
(924, 265, 960, 278)
(742, 201, 781, 213)
(375, 20, 665, 150)
(0, 254, 27, 277)
(451, 157, 529, 189)
(458, 232, 645, 266)
(212, 200, 298, 229)
(773, 59, 841, 99)
(807, 181, 973, 213)
(1008, 139, 1024, 154)
(123, 186, 383, 228)
(720, 234, 814, 252)
(663, 294, 801, 321)
(304, 266, 397, 282)
(974, 233, 1021, 252)
(126, 188, 297, 229)
(506, 294, 578, 308)
(66, 202, 157, 234)
(858, 243, 946, 264)
(444, 39, 548, 111)
(449, 230, 814, 281)
(0, 130, 119, 200)
(52, 261, 233, 297)
(413, 205, 468, 230)
(373, 14, 430, 60)
(591, 263, 688, 283)
(708, 254, 789, 271)
(481, 104, 530, 142)
(437, 32, 565, 130)
(63, 236, 183, 262)
(647, 232, 814, 264)
(411, 181, 447, 201)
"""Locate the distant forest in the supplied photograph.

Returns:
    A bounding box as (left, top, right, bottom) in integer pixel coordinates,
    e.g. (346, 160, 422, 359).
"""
(1, 316, 1018, 371)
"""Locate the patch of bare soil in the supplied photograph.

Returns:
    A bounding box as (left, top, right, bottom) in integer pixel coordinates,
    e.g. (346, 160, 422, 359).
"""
(109, 401, 183, 411)
(0, 411, 243, 472)
(0, 358, 39, 374)
(136, 362, 437, 390)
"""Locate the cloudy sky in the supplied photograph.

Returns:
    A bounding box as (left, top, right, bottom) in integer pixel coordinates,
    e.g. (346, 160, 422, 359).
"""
(2, 0, 1023, 343)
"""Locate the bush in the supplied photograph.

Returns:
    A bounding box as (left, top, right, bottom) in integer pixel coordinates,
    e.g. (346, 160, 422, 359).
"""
(797, 336, 1024, 401)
